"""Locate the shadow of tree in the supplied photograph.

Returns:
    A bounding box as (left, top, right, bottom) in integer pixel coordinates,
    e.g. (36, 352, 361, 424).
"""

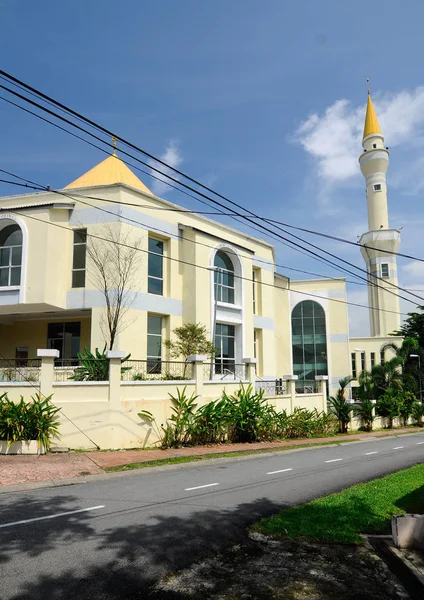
(395, 484, 424, 514)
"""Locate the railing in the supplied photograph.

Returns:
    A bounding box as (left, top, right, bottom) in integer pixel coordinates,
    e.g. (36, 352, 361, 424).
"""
(122, 360, 194, 382)
(255, 378, 286, 396)
(203, 362, 247, 381)
(54, 358, 109, 382)
(295, 380, 319, 394)
(0, 359, 41, 384)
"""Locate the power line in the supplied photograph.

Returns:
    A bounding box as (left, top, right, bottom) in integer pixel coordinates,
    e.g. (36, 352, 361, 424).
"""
(3, 170, 421, 309)
(1, 69, 420, 265)
(0, 75, 422, 307)
(4, 199, 412, 318)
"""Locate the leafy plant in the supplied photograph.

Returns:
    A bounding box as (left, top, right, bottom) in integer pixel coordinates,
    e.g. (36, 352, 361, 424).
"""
(0, 393, 61, 451)
(353, 398, 375, 432)
(398, 391, 417, 426)
(160, 387, 199, 448)
(164, 323, 216, 377)
(376, 388, 400, 428)
(411, 402, 424, 426)
(328, 376, 353, 433)
(70, 346, 131, 381)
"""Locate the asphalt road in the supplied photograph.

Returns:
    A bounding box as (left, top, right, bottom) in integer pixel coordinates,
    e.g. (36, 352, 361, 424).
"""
(0, 433, 423, 600)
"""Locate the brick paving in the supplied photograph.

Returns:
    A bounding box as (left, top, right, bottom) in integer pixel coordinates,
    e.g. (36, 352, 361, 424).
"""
(0, 427, 421, 488)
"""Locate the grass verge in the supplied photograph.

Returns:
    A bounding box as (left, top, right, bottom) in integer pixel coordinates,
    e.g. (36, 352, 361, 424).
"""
(104, 440, 351, 472)
(251, 462, 424, 544)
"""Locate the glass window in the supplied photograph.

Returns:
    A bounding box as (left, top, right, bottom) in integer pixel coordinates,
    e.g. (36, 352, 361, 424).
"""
(148, 238, 164, 295)
(371, 352, 375, 368)
(147, 315, 162, 373)
(47, 322, 81, 361)
(252, 269, 256, 314)
(361, 352, 366, 372)
(0, 224, 22, 287)
(214, 250, 235, 304)
(374, 184, 382, 191)
(381, 263, 390, 278)
(380, 350, 385, 365)
(215, 323, 236, 375)
(72, 229, 87, 288)
(252, 268, 260, 314)
(351, 353, 357, 379)
(291, 301, 328, 387)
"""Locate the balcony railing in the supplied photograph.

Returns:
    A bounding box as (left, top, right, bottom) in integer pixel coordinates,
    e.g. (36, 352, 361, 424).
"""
(122, 360, 194, 382)
(53, 358, 109, 382)
(295, 380, 319, 394)
(0, 359, 41, 383)
(255, 378, 286, 396)
(203, 362, 247, 381)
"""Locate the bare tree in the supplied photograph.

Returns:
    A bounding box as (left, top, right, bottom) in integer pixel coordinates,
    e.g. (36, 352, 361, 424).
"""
(86, 224, 143, 350)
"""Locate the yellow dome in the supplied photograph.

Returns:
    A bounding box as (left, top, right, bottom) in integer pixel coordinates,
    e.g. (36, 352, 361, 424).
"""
(363, 93, 382, 139)
(65, 154, 153, 194)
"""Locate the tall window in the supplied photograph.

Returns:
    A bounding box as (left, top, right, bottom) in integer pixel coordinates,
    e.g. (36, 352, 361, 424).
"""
(252, 269, 257, 314)
(72, 229, 87, 288)
(291, 301, 327, 391)
(361, 352, 366, 373)
(351, 353, 357, 379)
(0, 224, 22, 287)
(147, 315, 162, 373)
(215, 323, 235, 375)
(371, 352, 376, 368)
(380, 350, 385, 365)
(148, 238, 164, 295)
(214, 251, 235, 304)
(381, 263, 390, 278)
(47, 322, 81, 360)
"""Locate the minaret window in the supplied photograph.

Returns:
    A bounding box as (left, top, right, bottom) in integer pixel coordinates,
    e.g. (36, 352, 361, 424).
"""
(373, 184, 382, 192)
(381, 263, 390, 278)
(372, 143, 377, 149)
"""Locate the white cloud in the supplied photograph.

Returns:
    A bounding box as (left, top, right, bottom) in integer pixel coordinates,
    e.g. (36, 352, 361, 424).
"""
(403, 260, 424, 280)
(149, 141, 183, 197)
(294, 87, 424, 202)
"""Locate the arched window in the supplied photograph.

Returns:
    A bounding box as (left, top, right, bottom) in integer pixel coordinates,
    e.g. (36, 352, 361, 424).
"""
(291, 300, 327, 391)
(214, 250, 235, 304)
(0, 223, 22, 287)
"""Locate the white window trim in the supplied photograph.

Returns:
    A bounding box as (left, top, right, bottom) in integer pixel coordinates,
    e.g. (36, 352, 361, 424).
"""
(0, 214, 27, 303)
(373, 183, 382, 192)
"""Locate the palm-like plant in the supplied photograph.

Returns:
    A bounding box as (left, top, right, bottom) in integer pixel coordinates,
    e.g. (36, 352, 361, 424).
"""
(370, 357, 403, 399)
(328, 376, 353, 434)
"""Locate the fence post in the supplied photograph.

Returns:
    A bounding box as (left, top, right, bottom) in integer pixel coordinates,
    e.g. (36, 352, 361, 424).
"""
(315, 375, 329, 412)
(283, 375, 298, 413)
(242, 358, 257, 383)
(187, 354, 206, 397)
(106, 350, 125, 407)
(37, 349, 59, 397)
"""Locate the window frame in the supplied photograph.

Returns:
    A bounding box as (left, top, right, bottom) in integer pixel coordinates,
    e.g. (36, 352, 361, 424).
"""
(0, 224, 22, 288)
(214, 323, 236, 375)
(373, 183, 382, 192)
(148, 237, 164, 296)
(291, 301, 328, 387)
(381, 263, 390, 278)
(72, 229, 87, 288)
(47, 321, 81, 362)
(147, 314, 163, 373)
(214, 250, 235, 305)
(351, 352, 357, 379)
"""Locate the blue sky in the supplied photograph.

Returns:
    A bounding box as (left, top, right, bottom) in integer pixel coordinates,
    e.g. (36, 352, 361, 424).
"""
(1, 0, 424, 335)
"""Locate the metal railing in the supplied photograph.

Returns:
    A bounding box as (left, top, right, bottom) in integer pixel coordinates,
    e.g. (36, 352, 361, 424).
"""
(255, 378, 286, 396)
(122, 360, 194, 382)
(53, 358, 109, 382)
(0, 359, 41, 384)
(203, 362, 247, 381)
(295, 380, 319, 394)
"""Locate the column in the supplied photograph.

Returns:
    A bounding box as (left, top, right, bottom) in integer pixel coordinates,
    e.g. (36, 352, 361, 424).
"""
(242, 358, 257, 384)
(187, 354, 206, 397)
(315, 375, 329, 412)
(37, 349, 59, 397)
(283, 375, 298, 413)
(107, 350, 126, 407)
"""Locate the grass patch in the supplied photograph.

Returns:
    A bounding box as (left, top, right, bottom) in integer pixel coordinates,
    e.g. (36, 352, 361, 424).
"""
(252, 463, 424, 544)
(104, 440, 352, 472)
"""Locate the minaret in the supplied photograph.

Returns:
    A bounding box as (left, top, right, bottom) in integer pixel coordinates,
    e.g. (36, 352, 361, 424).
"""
(359, 88, 401, 337)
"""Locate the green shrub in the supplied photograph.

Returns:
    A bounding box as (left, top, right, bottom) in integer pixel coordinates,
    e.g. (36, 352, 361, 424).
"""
(70, 347, 130, 381)
(0, 392, 61, 451)
(411, 402, 424, 426)
(353, 398, 375, 432)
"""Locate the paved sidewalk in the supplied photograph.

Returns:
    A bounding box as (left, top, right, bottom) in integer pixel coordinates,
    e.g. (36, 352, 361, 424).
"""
(0, 427, 421, 488)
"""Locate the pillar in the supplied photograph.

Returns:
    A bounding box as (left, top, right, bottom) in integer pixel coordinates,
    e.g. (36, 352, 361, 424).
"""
(242, 358, 257, 384)
(107, 350, 125, 408)
(37, 349, 59, 397)
(315, 375, 329, 412)
(283, 375, 298, 413)
(187, 354, 206, 397)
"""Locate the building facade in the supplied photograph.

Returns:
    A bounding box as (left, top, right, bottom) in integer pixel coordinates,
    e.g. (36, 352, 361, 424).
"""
(0, 95, 404, 399)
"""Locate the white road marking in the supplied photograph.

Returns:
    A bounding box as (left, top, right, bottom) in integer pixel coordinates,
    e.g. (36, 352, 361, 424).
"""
(365, 451, 378, 455)
(0, 505, 105, 529)
(417, 441, 424, 445)
(393, 446, 404, 450)
(267, 468, 293, 475)
(325, 458, 343, 463)
(185, 483, 219, 491)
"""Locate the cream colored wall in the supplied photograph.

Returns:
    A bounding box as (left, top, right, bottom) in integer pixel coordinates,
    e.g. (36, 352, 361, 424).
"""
(349, 335, 401, 381)
(0, 317, 91, 358)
